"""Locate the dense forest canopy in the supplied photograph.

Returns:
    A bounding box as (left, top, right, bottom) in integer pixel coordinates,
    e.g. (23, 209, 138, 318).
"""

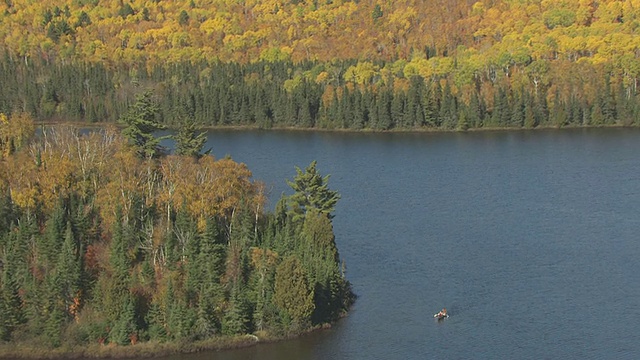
(2, 0, 640, 66)
(2, 0, 640, 130)
(0, 113, 353, 352)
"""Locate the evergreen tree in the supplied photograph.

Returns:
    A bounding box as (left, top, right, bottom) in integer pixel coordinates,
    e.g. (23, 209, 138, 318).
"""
(616, 82, 632, 125)
(467, 92, 484, 128)
(173, 111, 209, 158)
(109, 294, 137, 345)
(120, 91, 169, 159)
(535, 94, 549, 126)
(222, 286, 252, 335)
(54, 222, 82, 319)
(273, 256, 314, 330)
(602, 79, 617, 124)
(376, 89, 392, 130)
(406, 76, 424, 128)
(0, 259, 24, 341)
(178, 10, 190, 26)
(490, 88, 510, 127)
(0, 186, 13, 235)
(367, 93, 380, 130)
(146, 299, 167, 341)
(372, 4, 383, 21)
(589, 98, 604, 125)
(193, 283, 220, 339)
(298, 96, 313, 128)
(390, 91, 405, 128)
(457, 108, 469, 131)
(510, 91, 525, 127)
(286, 161, 340, 222)
(41, 197, 67, 267)
(351, 90, 366, 130)
(101, 210, 132, 325)
(551, 89, 568, 127)
(337, 88, 352, 129)
(299, 210, 344, 323)
(44, 303, 66, 347)
(439, 83, 458, 129)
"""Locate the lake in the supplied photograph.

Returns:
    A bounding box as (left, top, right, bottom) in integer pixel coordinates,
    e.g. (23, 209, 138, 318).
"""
(163, 128, 640, 359)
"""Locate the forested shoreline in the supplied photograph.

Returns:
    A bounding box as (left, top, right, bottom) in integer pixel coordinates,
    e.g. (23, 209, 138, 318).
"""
(2, 56, 640, 133)
(0, 111, 354, 356)
(2, 0, 640, 356)
(3, 0, 640, 131)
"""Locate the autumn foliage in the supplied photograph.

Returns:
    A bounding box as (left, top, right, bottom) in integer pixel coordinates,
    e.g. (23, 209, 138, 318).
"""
(1, 0, 639, 68)
(2, 1, 640, 131)
(0, 123, 353, 351)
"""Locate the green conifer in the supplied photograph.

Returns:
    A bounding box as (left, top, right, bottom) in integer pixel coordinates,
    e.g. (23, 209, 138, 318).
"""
(286, 161, 340, 222)
(120, 91, 169, 159)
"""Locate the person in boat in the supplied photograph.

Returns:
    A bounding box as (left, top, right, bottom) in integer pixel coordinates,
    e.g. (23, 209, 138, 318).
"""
(436, 308, 447, 318)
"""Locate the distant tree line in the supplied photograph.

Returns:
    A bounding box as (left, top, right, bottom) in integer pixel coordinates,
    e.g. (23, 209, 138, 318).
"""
(1, 56, 639, 131)
(0, 111, 354, 350)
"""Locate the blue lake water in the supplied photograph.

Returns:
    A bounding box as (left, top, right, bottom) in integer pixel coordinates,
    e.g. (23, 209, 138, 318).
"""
(164, 128, 640, 359)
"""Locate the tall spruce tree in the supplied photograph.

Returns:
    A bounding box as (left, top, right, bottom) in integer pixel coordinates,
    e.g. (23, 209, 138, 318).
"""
(0, 258, 24, 341)
(273, 255, 314, 330)
(173, 108, 209, 158)
(54, 222, 82, 319)
(0, 186, 13, 235)
(120, 91, 169, 159)
(286, 161, 340, 222)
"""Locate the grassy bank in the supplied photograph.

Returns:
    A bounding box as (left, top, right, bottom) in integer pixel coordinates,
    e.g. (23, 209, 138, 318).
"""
(0, 324, 340, 359)
(0, 334, 264, 359)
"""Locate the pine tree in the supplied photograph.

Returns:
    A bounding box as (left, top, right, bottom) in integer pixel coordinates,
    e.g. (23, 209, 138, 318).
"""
(299, 210, 344, 323)
(457, 108, 469, 131)
(146, 300, 167, 341)
(439, 83, 458, 129)
(273, 256, 314, 330)
(108, 294, 137, 345)
(193, 282, 221, 339)
(120, 91, 169, 159)
(406, 77, 424, 128)
(467, 92, 484, 128)
(286, 161, 340, 222)
(352, 90, 366, 130)
(41, 197, 67, 268)
(390, 91, 405, 128)
(0, 186, 13, 234)
(510, 92, 524, 128)
(0, 259, 24, 341)
(372, 4, 383, 21)
(298, 97, 313, 128)
(173, 115, 209, 158)
(44, 303, 66, 347)
(490, 88, 510, 127)
(524, 92, 537, 128)
(100, 210, 132, 325)
(423, 82, 440, 128)
(376, 89, 392, 130)
(178, 10, 190, 26)
(602, 79, 616, 124)
(222, 286, 252, 335)
(54, 222, 82, 319)
(367, 93, 379, 130)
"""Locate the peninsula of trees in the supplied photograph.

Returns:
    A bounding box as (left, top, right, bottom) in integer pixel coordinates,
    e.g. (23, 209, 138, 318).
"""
(0, 109, 353, 355)
(2, 0, 640, 130)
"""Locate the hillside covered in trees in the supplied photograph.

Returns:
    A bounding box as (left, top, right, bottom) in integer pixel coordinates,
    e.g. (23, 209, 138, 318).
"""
(2, 0, 640, 130)
(0, 110, 353, 354)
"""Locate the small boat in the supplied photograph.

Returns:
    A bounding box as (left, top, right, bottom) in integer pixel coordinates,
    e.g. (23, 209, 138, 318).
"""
(434, 312, 449, 320)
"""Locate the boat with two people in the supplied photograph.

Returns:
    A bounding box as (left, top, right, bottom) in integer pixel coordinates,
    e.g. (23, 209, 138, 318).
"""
(434, 308, 448, 320)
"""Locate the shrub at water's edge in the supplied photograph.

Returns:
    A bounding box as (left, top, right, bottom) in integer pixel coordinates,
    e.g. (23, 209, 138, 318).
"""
(0, 114, 354, 357)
